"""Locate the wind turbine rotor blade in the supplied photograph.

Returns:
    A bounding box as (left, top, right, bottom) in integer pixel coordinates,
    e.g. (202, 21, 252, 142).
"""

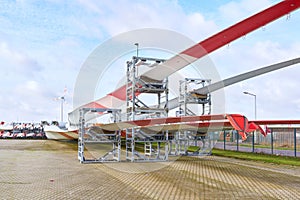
(140, 0, 300, 82)
(165, 57, 300, 110)
(197, 57, 300, 95)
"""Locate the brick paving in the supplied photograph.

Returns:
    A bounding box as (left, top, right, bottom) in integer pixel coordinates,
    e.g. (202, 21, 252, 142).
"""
(0, 140, 300, 199)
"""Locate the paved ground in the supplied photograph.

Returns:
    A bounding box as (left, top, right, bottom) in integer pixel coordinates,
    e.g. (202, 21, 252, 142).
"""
(0, 140, 300, 200)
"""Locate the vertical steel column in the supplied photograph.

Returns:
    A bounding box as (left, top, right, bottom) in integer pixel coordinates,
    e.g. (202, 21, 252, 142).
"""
(78, 109, 85, 163)
(125, 129, 129, 159)
(165, 130, 169, 160)
(131, 58, 137, 121)
(157, 142, 161, 159)
(116, 131, 121, 162)
(126, 128, 135, 162)
(175, 131, 179, 155)
(208, 133, 212, 154)
(165, 77, 169, 116)
(126, 61, 130, 121)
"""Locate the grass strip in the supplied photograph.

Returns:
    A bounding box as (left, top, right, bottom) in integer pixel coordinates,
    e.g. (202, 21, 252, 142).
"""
(212, 149, 300, 166)
(239, 143, 295, 150)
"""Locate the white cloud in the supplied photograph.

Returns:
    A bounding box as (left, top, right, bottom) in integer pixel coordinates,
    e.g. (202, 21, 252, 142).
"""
(14, 81, 42, 95)
(77, 0, 217, 41)
(0, 40, 43, 80)
(218, 0, 272, 24)
(0, 0, 299, 122)
(0, 80, 73, 122)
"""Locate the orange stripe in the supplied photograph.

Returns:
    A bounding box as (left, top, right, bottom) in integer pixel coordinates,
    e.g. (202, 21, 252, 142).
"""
(57, 131, 76, 140)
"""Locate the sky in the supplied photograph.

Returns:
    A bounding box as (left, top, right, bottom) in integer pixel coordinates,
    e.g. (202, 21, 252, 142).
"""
(0, 0, 300, 122)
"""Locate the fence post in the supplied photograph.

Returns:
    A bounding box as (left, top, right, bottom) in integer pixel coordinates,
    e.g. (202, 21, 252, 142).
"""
(236, 130, 239, 151)
(294, 128, 297, 157)
(252, 131, 255, 153)
(271, 129, 274, 155)
(223, 130, 226, 150)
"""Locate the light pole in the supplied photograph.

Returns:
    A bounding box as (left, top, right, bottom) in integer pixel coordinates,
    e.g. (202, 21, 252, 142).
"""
(243, 91, 257, 152)
(134, 43, 139, 58)
(243, 91, 257, 120)
(60, 96, 65, 122)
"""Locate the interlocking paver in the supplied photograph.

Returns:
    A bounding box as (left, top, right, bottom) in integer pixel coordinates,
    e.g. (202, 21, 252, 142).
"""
(0, 140, 299, 199)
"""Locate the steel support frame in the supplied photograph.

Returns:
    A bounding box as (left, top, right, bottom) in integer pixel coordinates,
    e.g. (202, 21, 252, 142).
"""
(78, 108, 121, 163)
(172, 131, 213, 156)
(174, 78, 213, 156)
(125, 127, 170, 162)
(179, 78, 211, 116)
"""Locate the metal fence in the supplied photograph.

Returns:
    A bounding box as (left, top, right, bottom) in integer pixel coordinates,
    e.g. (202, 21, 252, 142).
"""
(215, 128, 300, 157)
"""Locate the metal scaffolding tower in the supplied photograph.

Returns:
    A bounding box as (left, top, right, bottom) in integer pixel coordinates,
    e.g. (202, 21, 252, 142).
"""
(126, 56, 168, 120)
(178, 78, 211, 116)
(125, 56, 169, 162)
(173, 78, 212, 155)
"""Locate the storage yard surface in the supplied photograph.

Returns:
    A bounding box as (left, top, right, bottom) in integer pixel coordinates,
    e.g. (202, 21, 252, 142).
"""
(1, 140, 300, 200)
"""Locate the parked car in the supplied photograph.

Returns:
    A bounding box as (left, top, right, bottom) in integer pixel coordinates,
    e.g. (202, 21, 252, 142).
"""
(9, 130, 20, 139)
(26, 132, 36, 139)
(35, 132, 46, 139)
(16, 132, 26, 139)
(2, 131, 11, 139)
